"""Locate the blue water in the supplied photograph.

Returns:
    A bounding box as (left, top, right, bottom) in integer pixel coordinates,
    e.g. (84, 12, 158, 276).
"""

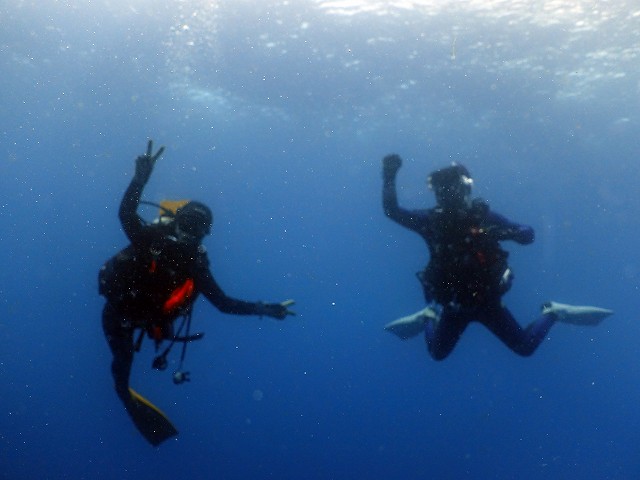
(2, 1, 639, 478)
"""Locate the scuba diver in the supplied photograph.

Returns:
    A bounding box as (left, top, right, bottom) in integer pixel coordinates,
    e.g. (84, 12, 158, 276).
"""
(99, 140, 295, 446)
(381, 154, 612, 360)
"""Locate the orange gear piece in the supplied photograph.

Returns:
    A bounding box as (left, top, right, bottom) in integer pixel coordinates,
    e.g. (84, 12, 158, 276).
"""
(162, 278, 195, 315)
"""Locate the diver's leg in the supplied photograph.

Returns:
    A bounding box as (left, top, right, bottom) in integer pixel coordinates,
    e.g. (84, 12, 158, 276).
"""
(101, 303, 134, 405)
(425, 308, 469, 361)
(102, 304, 177, 445)
(481, 304, 556, 357)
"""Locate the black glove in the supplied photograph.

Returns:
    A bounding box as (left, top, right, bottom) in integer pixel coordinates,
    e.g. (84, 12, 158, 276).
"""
(134, 140, 165, 185)
(382, 154, 402, 179)
(496, 225, 534, 244)
(256, 299, 296, 320)
(513, 226, 535, 245)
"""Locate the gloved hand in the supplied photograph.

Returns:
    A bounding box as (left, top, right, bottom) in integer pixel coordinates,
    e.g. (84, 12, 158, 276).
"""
(256, 299, 296, 320)
(382, 154, 402, 178)
(513, 226, 535, 245)
(134, 140, 165, 184)
(497, 225, 535, 244)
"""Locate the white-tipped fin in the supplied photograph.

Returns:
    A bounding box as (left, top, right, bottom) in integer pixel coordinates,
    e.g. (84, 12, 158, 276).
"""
(542, 301, 613, 326)
(384, 307, 438, 340)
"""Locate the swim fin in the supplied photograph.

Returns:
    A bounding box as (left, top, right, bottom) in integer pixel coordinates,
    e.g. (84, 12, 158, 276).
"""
(127, 387, 178, 446)
(384, 307, 438, 340)
(542, 301, 613, 326)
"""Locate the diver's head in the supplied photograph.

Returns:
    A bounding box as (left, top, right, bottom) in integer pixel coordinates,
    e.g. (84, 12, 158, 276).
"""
(174, 201, 213, 242)
(427, 163, 473, 209)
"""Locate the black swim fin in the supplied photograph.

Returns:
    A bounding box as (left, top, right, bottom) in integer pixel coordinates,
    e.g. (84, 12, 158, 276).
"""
(127, 387, 178, 446)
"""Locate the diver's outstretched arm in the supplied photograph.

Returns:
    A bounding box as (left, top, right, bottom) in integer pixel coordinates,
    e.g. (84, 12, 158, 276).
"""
(119, 140, 165, 243)
(382, 154, 430, 231)
(134, 140, 164, 185)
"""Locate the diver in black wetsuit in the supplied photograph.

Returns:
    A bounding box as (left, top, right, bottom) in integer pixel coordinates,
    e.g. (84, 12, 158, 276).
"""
(382, 154, 612, 360)
(99, 141, 294, 445)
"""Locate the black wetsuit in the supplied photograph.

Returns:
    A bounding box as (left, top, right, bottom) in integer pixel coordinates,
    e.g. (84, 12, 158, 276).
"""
(383, 171, 555, 360)
(101, 177, 266, 404)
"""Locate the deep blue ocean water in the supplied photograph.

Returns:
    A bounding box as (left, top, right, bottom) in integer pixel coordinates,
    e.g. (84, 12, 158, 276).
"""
(2, 1, 640, 478)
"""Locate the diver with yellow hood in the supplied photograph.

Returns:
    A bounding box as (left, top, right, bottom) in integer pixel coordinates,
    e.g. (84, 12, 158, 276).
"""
(99, 140, 295, 446)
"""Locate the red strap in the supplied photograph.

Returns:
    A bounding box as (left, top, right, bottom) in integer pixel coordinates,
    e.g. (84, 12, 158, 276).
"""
(151, 325, 163, 341)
